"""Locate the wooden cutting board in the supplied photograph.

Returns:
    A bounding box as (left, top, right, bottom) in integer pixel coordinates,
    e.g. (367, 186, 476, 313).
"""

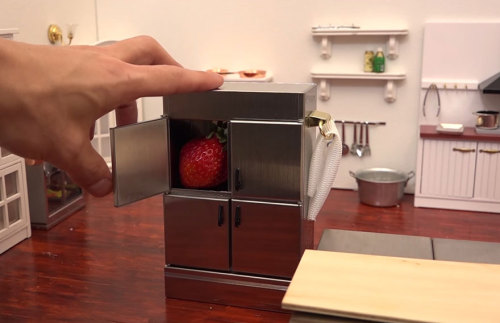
(282, 250, 500, 323)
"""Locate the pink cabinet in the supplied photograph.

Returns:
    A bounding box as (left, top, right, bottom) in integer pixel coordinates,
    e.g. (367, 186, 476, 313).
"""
(415, 127, 500, 213)
(419, 139, 476, 198)
(474, 142, 500, 201)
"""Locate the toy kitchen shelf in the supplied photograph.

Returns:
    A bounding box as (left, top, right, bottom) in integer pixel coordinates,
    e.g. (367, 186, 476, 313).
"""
(311, 71, 406, 102)
(311, 26, 408, 102)
(311, 26, 408, 59)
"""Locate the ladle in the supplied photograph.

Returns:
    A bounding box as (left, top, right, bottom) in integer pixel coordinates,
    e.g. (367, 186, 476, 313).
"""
(341, 121, 349, 156)
(356, 123, 364, 157)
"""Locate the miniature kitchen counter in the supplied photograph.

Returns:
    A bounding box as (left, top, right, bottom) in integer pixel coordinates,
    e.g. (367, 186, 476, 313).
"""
(419, 125, 500, 142)
(414, 125, 500, 213)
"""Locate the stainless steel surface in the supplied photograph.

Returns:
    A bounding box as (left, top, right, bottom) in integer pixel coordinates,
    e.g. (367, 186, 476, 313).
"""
(163, 82, 316, 121)
(433, 238, 500, 264)
(318, 229, 433, 260)
(111, 118, 170, 206)
(230, 120, 302, 202)
(350, 168, 414, 207)
(473, 110, 500, 129)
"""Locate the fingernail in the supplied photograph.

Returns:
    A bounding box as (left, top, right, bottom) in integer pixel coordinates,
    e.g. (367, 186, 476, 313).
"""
(88, 178, 112, 197)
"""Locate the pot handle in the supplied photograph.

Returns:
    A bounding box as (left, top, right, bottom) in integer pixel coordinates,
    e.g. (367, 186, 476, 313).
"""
(404, 171, 415, 186)
(349, 170, 356, 178)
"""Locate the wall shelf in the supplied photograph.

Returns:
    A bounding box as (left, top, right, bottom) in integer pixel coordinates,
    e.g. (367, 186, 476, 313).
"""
(0, 28, 19, 40)
(312, 26, 408, 59)
(311, 71, 406, 102)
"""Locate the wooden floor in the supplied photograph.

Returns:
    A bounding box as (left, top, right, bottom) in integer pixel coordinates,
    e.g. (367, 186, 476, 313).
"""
(1, 189, 500, 322)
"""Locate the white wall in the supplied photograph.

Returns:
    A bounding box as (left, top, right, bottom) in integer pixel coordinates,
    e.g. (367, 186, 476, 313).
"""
(0, 0, 97, 45)
(5, 1, 500, 192)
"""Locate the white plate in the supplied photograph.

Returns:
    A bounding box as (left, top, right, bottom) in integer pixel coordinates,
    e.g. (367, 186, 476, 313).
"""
(436, 123, 464, 134)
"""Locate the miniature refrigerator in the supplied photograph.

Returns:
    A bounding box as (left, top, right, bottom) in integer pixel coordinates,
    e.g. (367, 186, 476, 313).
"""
(111, 82, 318, 311)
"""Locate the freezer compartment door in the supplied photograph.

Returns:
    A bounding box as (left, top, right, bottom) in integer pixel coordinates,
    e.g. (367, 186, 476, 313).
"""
(111, 118, 169, 206)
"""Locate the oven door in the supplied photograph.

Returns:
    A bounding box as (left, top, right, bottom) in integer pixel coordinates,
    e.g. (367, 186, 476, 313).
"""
(111, 117, 170, 206)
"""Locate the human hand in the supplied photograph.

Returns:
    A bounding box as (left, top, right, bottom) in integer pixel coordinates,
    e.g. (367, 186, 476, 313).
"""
(0, 36, 223, 197)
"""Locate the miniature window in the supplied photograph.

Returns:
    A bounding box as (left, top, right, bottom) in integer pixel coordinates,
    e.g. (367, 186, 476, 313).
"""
(8, 199, 20, 224)
(0, 205, 5, 229)
(5, 172, 18, 197)
(1, 147, 12, 158)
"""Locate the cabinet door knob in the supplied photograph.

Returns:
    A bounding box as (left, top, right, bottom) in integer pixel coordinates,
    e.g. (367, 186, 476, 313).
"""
(217, 205, 224, 227)
(479, 149, 500, 154)
(234, 168, 242, 191)
(453, 147, 475, 153)
(235, 206, 241, 228)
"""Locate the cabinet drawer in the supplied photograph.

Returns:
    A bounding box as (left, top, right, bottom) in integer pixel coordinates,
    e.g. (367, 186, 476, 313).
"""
(164, 195, 230, 271)
(420, 139, 476, 198)
(474, 142, 500, 200)
(231, 200, 301, 278)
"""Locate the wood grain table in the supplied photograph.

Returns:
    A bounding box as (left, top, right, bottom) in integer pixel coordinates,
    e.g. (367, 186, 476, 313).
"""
(282, 249, 500, 323)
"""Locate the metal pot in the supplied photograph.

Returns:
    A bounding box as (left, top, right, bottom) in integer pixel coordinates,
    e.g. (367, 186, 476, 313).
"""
(349, 168, 415, 207)
(473, 110, 499, 129)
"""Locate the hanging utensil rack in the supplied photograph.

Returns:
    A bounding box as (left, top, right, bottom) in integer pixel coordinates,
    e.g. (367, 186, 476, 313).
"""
(334, 121, 385, 158)
(335, 120, 386, 126)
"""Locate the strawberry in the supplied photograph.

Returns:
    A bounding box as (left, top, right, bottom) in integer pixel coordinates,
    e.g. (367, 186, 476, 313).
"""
(179, 126, 227, 189)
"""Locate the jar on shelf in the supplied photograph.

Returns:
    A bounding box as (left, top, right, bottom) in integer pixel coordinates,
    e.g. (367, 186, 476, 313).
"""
(373, 48, 385, 73)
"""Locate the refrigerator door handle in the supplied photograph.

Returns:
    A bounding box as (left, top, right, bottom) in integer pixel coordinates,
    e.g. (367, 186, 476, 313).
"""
(234, 168, 242, 191)
(217, 205, 224, 227)
(235, 206, 241, 227)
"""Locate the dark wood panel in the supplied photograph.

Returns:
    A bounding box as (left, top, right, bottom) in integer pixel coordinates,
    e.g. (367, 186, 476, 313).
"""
(164, 195, 230, 271)
(231, 201, 302, 278)
(1, 189, 500, 322)
(165, 266, 290, 313)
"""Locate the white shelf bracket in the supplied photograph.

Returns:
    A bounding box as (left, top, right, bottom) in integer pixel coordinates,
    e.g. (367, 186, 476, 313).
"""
(386, 35, 399, 60)
(319, 79, 330, 101)
(320, 37, 331, 59)
(384, 80, 397, 103)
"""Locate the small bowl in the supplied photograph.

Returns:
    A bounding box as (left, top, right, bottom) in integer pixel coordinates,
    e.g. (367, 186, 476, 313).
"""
(207, 68, 235, 75)
(239, 69, 266, 78)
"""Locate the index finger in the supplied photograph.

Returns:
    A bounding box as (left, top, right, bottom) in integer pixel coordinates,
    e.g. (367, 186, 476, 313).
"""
(105, 64, 224, 108)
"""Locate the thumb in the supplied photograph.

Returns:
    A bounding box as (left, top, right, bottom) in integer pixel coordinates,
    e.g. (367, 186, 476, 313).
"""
(61, 142, 112, 197)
